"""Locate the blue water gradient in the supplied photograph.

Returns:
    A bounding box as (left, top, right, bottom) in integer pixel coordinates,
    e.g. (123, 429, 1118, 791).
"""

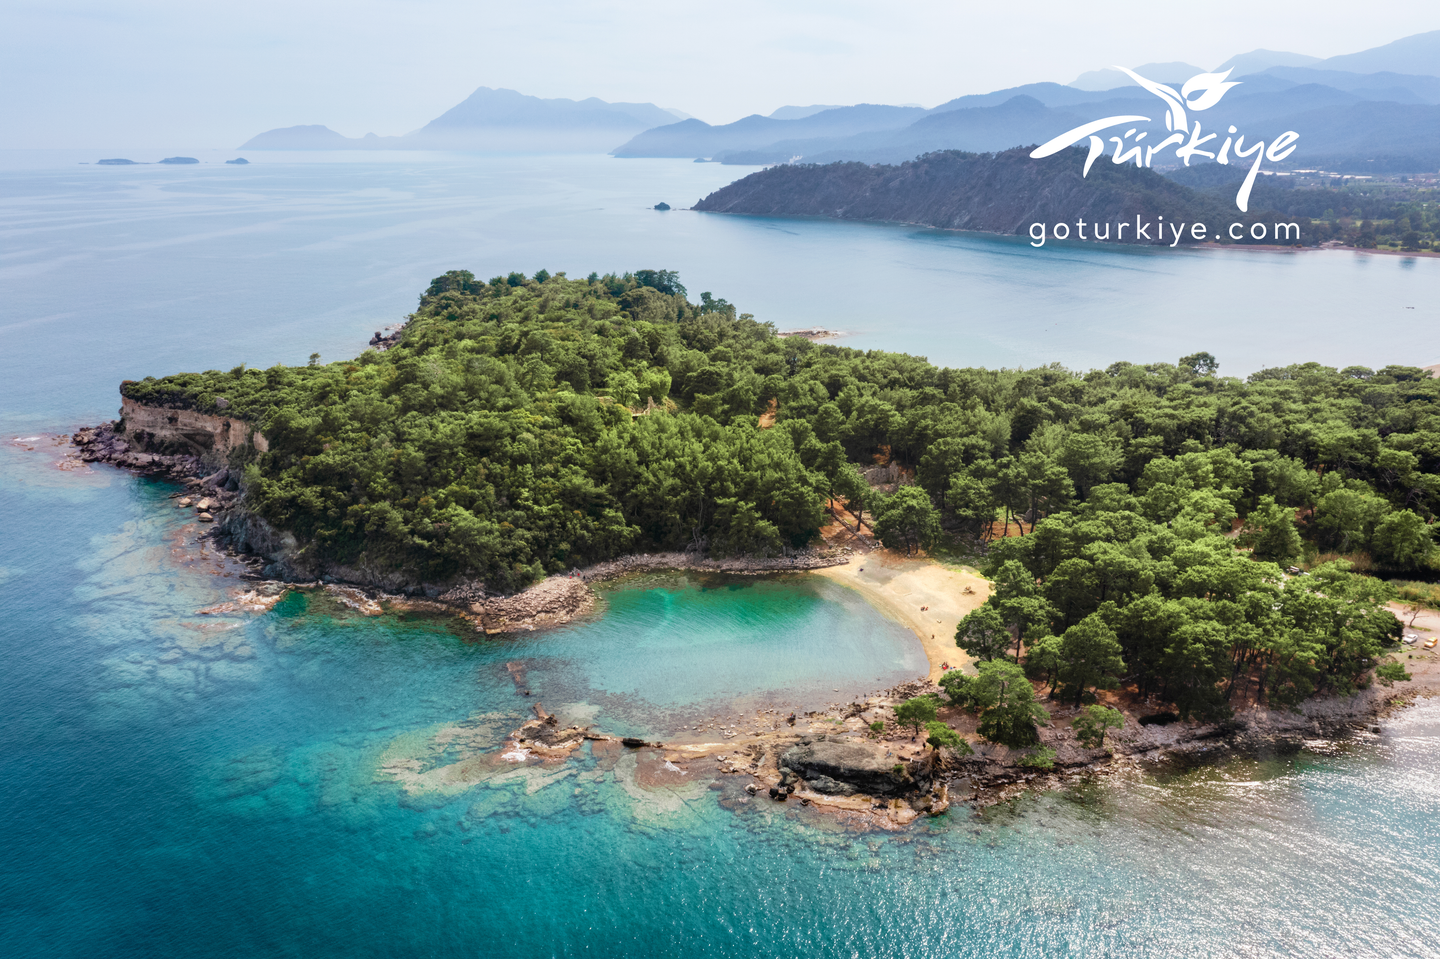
(3, 152, 1439, 434)
(2, 445, 1438, 959)
(3, 153, 1439, 958)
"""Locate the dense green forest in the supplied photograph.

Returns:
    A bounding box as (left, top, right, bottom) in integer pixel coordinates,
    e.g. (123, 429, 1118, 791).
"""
(694, 148, 1314, 247)
(122, 268, 1435, 710)
(1170, 167, 1440, 251)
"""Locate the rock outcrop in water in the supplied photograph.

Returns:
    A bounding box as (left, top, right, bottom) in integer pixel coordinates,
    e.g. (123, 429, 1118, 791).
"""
(780, 737, 918, 797)
(73, 422, 203, 478)
(368, 324, 406, 351)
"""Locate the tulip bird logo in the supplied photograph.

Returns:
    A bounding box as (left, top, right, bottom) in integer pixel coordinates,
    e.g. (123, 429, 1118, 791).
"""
(1029, 67, 1299, 212)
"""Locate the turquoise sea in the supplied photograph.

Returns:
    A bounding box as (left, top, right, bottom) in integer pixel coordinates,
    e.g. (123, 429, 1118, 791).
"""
(2, 152, 1439, 958)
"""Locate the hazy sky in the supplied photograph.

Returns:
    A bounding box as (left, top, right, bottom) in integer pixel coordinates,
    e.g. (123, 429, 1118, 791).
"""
(4, 0, 1437, 149)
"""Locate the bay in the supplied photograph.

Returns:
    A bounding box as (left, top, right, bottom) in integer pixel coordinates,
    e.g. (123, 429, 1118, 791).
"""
(3, 150, 1437, 435)
(2, 150, 1439, 958)
(2, 448, 1437, 958)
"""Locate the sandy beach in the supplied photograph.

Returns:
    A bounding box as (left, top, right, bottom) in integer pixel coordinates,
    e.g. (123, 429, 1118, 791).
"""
(812, 551, 992, 680)
(1385, 601, 1440, 694)
(809, 552, 1440, 707)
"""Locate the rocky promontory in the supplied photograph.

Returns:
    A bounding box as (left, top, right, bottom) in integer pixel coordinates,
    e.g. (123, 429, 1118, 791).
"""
(693, 147, 1310, 245)
(780, 737, 915, 797)
(72, 396, 856, 634)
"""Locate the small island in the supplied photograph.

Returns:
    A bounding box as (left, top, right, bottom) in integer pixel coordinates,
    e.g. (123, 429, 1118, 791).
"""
(75, 267, 1439, 807)
(159, 156, 199, 164)
(225, 158, 249, 165)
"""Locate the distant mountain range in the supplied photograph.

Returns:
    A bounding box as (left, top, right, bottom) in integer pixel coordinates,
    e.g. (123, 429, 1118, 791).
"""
(1071, 62, 1208, 92)
(239, 29, 1440, 172)
(610, 105, 928, 160)
(240, 87, 686, 152)
(1069, 32, 1439, 93)
(614, 30, 1440, 173)
(767, 105, 845, 120)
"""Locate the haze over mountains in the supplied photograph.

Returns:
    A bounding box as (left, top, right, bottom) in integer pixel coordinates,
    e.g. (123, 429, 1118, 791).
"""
(614, 29, 1440, 173)
(240, 29, 1440, 172)
(241, 87, 687, 152)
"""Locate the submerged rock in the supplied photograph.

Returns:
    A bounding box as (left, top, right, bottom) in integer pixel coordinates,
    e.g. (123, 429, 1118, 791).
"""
(452, 575, 596, 634)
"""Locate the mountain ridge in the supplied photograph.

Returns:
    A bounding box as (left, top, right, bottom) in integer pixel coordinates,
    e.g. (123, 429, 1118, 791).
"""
(237, 29, 1440, 167)
(240, 87, 686, 152)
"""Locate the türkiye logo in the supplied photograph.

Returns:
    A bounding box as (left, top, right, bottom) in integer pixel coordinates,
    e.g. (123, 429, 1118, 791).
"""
(1030, 67, 1299, 212)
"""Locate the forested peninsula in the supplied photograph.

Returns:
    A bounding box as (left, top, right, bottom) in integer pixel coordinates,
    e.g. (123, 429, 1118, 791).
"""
(692, 148, 1315, 246)
(109, 268, 1439, 716)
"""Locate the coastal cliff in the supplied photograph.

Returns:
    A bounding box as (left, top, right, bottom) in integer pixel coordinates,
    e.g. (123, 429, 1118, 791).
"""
(118, 395, 269, 458)
(692, 148, 1311, 244)
(73, 395, 268, 481)
(73, 384, 271, 481)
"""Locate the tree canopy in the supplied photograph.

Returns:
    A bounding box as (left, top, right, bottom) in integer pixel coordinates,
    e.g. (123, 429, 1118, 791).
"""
(120, 265, 1435, 729)
(894, 695, 939, 737)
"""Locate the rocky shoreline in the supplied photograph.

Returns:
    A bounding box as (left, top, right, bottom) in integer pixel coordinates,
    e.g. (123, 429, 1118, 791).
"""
(638, 671, 1434, 828)
(368, 323, 406, 351)
(401, 669, 1433, 833)
(62, 417, 1440, 829)
(69, 416, 861, 632)
(574, 548, 854, 581)
(777, 327, 841, 342)
(72, 422, 207, 480)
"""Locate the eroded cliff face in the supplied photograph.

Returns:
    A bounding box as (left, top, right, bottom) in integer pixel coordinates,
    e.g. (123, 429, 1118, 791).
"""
(119, 396, 269, 459)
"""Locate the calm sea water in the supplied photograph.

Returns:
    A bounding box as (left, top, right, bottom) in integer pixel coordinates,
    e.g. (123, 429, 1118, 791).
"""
(2, 149, 1438, 432)
(3, 152, 1439, 958)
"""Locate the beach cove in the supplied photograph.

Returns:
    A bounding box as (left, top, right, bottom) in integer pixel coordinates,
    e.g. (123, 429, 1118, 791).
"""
(23, 417, 1440, 833)
(5, 151, 1440, 957)
(4, 440, 1440, 957)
